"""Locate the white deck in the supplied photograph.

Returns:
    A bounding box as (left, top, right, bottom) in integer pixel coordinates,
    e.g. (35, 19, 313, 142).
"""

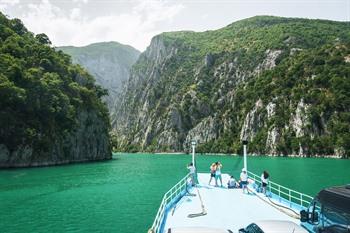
(164, 173, 299, 232)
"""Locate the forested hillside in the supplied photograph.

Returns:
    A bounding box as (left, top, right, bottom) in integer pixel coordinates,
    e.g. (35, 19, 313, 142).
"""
(58, 42, 140, 115)
(0, 12, 111, 167)
(113, 16, 350, 158)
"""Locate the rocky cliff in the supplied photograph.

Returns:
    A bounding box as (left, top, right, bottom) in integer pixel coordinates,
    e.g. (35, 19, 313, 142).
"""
(58, 42, 140, 115)
(0, 12, 111, 167)
(0, 109, 110, 167)
(113, 16, 350, 158)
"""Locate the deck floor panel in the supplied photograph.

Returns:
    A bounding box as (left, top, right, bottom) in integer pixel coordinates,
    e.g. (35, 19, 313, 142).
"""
(164, 173, 299, 232)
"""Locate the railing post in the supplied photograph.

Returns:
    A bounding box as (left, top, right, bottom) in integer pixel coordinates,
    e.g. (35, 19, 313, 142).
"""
(278, 186, 281, 202)
(289, 190, 291, 207)
(301, 195, 303, 207)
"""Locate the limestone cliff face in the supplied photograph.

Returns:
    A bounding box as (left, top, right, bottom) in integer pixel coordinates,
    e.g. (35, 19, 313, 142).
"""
(0, 110, 111, 168)
(114, 34, 281, 153)
(58, 42, 140, 115)
(113, 36, 182, 151)
(112, 16, 350, 157)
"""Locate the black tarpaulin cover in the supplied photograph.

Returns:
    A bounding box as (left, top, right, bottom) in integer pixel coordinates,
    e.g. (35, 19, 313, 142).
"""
(317, 185, 350, 214)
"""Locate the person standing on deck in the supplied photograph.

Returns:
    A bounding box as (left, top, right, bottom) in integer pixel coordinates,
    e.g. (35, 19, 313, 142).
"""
(261, 171, 269, 195)
(187, 162, 196, 186)
(208, 162, 216, 185)
(215, 162, 223, 187)
(240, 168, 248, 193)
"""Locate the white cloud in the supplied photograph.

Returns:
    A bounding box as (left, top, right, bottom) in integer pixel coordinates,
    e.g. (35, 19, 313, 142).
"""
(0, 0, 348, 51)
(10, 0, 184, 51)
(72, 0, 88, 3)
(70, 8, 81, 20)
(0, 0, 20, 5)
(0, 0, 20, 11)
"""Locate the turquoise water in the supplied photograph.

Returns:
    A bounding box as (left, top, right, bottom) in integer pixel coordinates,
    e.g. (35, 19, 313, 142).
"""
(0, 154, 349, 233)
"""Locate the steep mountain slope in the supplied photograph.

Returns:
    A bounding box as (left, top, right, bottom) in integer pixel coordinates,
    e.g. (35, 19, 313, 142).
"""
(58, 42, 140, 114)
(113, 16, 350, 157)
(0, 12, 111, 167)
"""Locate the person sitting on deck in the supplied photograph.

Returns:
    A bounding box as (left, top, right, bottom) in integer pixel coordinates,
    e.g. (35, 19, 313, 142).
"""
(187, 162, 196, 186)
(227, 176, 237, 189)
(240, 168, 248, 193)
(208, 162, 216, 185)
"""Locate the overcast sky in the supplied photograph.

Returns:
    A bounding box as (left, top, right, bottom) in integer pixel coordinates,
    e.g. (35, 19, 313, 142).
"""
(0, 0, 349, 51)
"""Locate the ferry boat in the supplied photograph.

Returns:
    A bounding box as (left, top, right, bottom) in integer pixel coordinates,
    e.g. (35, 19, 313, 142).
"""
(148, 141, 350, 233)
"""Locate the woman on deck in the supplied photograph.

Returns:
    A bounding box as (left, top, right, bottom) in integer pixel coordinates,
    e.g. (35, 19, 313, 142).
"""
(261, 171, 269, 195)
(208, 162, 216, 185)
(215, 162, 223, 187)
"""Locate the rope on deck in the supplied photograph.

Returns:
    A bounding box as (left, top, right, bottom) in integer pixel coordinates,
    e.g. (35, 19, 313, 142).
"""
(187, 187, 207, 218)
(248, 186, 300, 219)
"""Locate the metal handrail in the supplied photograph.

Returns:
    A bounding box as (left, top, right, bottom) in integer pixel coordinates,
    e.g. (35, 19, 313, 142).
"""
(247, 171, 313, 208)
(149, 173, 191, 233)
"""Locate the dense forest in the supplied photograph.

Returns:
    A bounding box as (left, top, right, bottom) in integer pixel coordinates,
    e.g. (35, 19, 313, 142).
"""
(0, 12, 111, 167)
(114, 16, 350, 158)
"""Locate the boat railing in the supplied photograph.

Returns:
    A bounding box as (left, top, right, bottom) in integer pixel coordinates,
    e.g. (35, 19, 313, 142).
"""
(248, 171, 314, 208)
(149, 173, 191, 233)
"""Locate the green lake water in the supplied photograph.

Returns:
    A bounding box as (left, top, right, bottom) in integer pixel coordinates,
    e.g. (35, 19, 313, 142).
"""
(1, 153, 349, 233)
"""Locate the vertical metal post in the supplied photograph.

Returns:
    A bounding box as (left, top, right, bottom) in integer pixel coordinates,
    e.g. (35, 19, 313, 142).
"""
(278, 186, 281, 201)
(279, 186, 281, 202)
(243, 144, 247, 171)
(243, 140, 248, 171)
(289, 190, 292, 207)
(301, 195, 303, 207)
(191, 140, 196, 167)
(191, 140, 197, 185)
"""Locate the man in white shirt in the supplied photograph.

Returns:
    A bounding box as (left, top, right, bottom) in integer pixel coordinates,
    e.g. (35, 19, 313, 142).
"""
(187, 163, 196, 186)
(240, 168, 248, 193)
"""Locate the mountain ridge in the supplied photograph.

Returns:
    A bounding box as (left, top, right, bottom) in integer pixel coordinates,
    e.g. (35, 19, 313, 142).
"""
(58, 42, 140, 115)
(113, 16, 350, 158)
